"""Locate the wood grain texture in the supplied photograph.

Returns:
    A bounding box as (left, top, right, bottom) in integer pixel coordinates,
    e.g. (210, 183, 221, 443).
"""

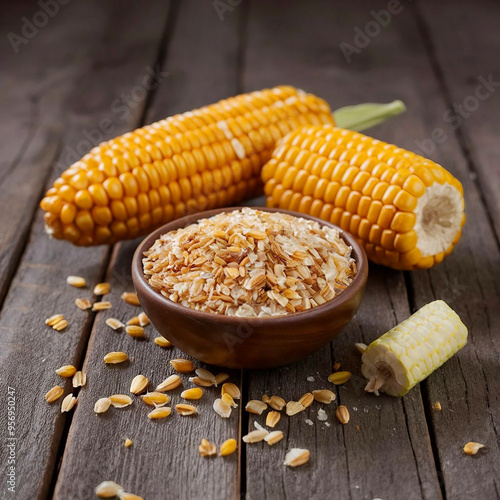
(245, 269, 441, 500)
(54, 240, 242, 499)
(405, 3, 500, 496)
(54, 1, 245, 498)
(143, 0, 243, 121)
(243, 1, 441, 499)
(0, 1, 171, 498)
(0, 0, 498, 498)
(417, 0, 500, 240)
(0, 0, 97, 305)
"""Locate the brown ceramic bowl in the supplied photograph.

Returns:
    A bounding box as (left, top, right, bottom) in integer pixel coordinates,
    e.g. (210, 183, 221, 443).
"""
(132, 207, 368, 369)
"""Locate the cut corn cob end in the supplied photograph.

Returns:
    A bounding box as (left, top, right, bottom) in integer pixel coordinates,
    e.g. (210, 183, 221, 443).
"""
(361, 300, 468, 397)
(263, 126, 465, 270)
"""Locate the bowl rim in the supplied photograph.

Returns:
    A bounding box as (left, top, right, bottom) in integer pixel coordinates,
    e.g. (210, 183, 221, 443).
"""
(132, 206, 368, 325)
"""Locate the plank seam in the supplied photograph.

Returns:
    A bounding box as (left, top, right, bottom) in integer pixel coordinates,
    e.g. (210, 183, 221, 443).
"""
(401, 398, 432, 500)
(419, 382, 447, 500)
(237, 4, 250, 498)
(330, 341, 353, 500)
(138, 0, 180, 127)
(0, 97, 39, 187)
(404, 271, 447, 499)
(240, 369, 249, 499)
(235, 0, 250, 95)
(45, 245, 113, 499)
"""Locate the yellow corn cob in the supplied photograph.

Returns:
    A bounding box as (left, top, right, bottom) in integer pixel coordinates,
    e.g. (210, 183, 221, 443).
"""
(40, 86, 334, 245)
(262, 126, 465, 270)
(361, 300, 468, 396)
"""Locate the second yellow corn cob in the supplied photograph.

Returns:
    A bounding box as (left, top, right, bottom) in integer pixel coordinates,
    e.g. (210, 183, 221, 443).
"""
(262, 126, 465, 270)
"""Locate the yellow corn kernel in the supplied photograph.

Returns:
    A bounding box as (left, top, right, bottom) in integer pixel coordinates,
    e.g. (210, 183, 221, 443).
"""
(220, 438, 237, 457)
(181, 388, 203, 400)
(264, 126, 465, 270)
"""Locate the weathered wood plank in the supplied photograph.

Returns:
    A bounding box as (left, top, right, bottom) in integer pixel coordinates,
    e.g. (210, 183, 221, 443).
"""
(54, 1, 245, 498)
(243, 1, 441, 499)
(54, 240, 242, 500)
(409, 228, 500, 499)
(0, 1, 90, 305)
(405, 4, 500, 497)
(0, 2, 171, 498)
(416, 0, 500, 239)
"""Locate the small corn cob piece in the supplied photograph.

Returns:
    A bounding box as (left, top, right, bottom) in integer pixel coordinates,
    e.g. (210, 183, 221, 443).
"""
(40, 87, 335, 246)
(263, 126, 465, 270)
(361, 300, 468, 396)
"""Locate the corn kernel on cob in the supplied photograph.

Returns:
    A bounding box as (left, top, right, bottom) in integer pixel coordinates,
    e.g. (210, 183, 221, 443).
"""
(361, 300, 468, 396)
(262, 126, 465, 270)
(40, 86, 334, 245)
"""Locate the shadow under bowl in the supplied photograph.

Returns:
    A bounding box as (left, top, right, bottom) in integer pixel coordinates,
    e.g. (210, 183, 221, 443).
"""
(132, 207, 368, 369)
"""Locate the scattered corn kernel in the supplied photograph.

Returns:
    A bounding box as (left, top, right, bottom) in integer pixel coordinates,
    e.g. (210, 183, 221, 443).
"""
(199, 438, 217, 457)
(142, 392, 170, 407)
(170, 358, 194, 373)
(109, 395, 133, 408)
(220, 438, 237, 456)
(106, 318, 124, 331)
(266, 411, 281, 428)
(176, 404, 197, 416)
(312, 389, 336, 404)
(286, 401, 305, 416)
(130, 375, 149, 394)
(147, 407, 171, 420)
(67, 276, 86, 288)
(246, 400, 268, 415)
(45, 385, 64, 403)
(103, 351, 128, 364)
(75, 298, 92, 310)
(463, 442, 485, 456)
(93, 282, 111, 295)
(156, 375, 182, 392)
(125, 325, 146, 339)
(94, 398, 112, 414)
(181, 388, 203, 400)
(221, 383, 241, 399)
(121, 292, 140, 306)
(328, 371, 352, 385)
(154, 336, 172, 348)
(56, 365, 77, 378)
(335, 405, 350, 424)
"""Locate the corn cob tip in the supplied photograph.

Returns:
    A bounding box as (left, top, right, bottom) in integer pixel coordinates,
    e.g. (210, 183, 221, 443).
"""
(361, 300, 468, 397)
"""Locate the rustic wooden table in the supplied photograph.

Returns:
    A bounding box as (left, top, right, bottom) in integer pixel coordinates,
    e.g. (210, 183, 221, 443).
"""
(1, 1, 499, 499)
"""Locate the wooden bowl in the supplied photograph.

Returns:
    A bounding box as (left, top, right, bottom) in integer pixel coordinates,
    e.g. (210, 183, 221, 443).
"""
(132, 207, 368, 369)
